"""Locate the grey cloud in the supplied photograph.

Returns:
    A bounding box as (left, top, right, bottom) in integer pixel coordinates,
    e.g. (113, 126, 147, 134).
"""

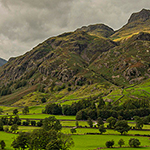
(0, 0, 150, 60)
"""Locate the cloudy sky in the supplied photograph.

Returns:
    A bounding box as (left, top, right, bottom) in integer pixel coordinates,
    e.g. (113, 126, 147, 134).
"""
(0, 0, 150, 60)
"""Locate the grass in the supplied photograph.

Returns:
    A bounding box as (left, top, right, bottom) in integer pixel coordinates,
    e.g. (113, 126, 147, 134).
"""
(61, 121, 88, 127)
(72, 134, 150, 150)
(0, 131, 17, 150)
(19, 114, 76, 120)
(1, 130, 150, 150)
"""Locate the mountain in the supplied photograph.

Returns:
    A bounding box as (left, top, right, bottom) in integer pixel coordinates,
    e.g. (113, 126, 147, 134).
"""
(111, 9, 150, 41)
(0, 58, 7, 66)
(0, 9, 150, 106)
(76, 24, 115, 38)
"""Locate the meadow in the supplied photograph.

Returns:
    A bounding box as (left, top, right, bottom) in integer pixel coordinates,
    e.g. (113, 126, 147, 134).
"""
(1, 130, 150, 150)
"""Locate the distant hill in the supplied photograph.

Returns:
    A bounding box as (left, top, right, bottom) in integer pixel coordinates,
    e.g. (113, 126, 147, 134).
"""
(0, 58, 7, 66)
(0, 9, 150, 106)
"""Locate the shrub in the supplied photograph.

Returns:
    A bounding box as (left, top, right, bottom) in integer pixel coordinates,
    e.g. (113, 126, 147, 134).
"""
(105, 140, 114, 148)
(129, 138, 141, 147)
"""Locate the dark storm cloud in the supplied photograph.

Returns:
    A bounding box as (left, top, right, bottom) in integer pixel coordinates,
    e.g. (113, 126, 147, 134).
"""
(0, 0, 150, 60)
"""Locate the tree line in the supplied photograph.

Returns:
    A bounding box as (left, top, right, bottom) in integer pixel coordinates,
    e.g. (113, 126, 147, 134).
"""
(43, 97, 150, 120)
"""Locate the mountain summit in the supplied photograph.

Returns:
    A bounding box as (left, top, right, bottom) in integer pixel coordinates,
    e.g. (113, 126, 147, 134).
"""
(111, 9, 150, 40)
(128, 9, 150, 23)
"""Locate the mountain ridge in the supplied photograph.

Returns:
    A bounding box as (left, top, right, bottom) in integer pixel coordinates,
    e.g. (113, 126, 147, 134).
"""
(1, 9, 150, 106)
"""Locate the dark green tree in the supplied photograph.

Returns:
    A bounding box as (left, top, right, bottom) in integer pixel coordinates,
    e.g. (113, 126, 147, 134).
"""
(129, 138, 141, 147)
(97, 96, 105, 109)
(134, 116, 143, 129)
(22, 106, 29, 115)
(114, 120, 130, 135)
(11, 124, 18, 133)
(11, 132, 30, 150)
(0, 120, 4, 131)
(0, 140, 6, 149)
(97, 117, 104, 127)
(41, 97, 46, 103)
(87, 118, 93, 128)
(70, 128, 76, 134)
(105, 140, 114, 148)
(118, 139, 125, 147)
(98, 125, 106, 134)
(29, 129, 51, 150)
(106, 116, 116, 128)
(42, 116, 62, 131)
(13, 109, 19, 115)
(75, 121, 79, 127)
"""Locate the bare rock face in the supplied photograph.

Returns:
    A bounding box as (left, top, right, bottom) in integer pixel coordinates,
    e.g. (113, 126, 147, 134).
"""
(123, 67, 140, 81)
(129, 77, 145, 84)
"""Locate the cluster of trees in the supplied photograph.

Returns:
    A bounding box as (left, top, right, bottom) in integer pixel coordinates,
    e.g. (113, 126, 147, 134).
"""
(86, 115, 150, 135)
(94, 116, 130, 135)
(0, 115, 44, 130)
(43, 97, 150, 121)
(105, 138, 140, 148)
(11, 116, 74, 150)
(43, 98, 96, 116)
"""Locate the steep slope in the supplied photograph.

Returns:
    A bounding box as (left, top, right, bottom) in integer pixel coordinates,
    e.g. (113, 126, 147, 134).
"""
(90, 32, 150, 86)
(0, 58, 7, 66)
(111, 9, 150, 41)
(0, 30, 116, 91)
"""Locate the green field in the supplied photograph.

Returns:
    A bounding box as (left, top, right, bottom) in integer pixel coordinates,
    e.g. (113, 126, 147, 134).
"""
(1, 130, 150, 150)
(72, 134, 150, 150)
(19, 114, 76, 120)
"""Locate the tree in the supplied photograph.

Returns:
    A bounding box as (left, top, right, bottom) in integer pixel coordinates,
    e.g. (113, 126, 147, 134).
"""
(13, 109, 19, 115)
(75, 121, 79, 127)
(58, 133, 74, 150)
(106, 116, 116, 128)
(4, 126, 9, 132)
(42, 116, 62, 131)
(11, 132, 30, 150)
(129, 138, 141, 147)
(98, 125, 106, 134)
(114, 120, 130, 135)
(41, 97, 46, 103)
(22, 106, 29, 115)
(0, 120, 4, 131)
(87, 118, 93, 128)
(105, 140, 114, 148)
(118, 139, 125, 147)
(11, 124, 18, 133)
(0, 108, 3, 114)
(97, 117, 104, 127)
(134, 116, 143, 129)
(97, 96, 105, 109)
(70, 128, 76, 134)
(76, 109, 87, 120)
(0, 140, 6, 149)
(46, 139, 62, 150)
(31, 121, 36, 126)
(29, 129, 51, 150)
